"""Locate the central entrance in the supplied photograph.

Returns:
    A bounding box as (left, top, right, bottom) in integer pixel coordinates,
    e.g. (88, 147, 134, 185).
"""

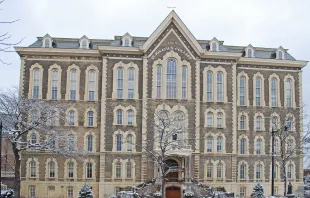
(166, 186, 181, 198)
(164, 159, 179, 182)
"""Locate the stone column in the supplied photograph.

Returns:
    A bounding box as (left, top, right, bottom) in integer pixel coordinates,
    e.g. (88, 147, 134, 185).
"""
(141, 56, 148, 181)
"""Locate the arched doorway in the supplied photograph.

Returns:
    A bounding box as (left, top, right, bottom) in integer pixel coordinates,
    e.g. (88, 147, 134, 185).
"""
(166, 186, 181, 198)
(164, 159, 179, 182)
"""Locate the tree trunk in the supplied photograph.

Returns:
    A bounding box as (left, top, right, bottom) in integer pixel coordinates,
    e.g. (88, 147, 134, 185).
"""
(282, 160, 287, 196)
(161, 164, 165, 198)
(14, 149, 21, 198)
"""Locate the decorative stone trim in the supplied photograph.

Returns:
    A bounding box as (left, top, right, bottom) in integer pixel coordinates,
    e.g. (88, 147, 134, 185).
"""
(141, 56, 148, 181)
(28, 63, 44, 99)
(238, 135, 249, 155)
(232, 63, 237, 154)
(252, 72, 265, 107)
(45, 157, 59, 180)
(112, 61, 139, 99)
(237, 71, 249, 106)
(254, 161, 265, 181)
(254, 112, 265, 132)
(113, 105, 137, 126)
(202, 65, 228, 103)
(47, 64, 62, 100)
(84, 65, 99, 101)
(204, 107, 226, 128)
(26, 157, 39, 180)
(83, 158, 96, 180)
(112, 130, 136, 152)
(195, 59, 200, 153)
(237, 111, 249, 130)
(268, 73, 281, 107)
(19, 58, 25, 97)
(284, 74, 296, 108)
(84, 131, 97, 152)
(84, 107, 98, 127)
(65, 107, 79, 127)
(100, 57, 107, 152)
(151, 50, 192, 100)
(65, 64, 81, 101)
(64, 158, 77, 181)
(112, 158, 136, 182)
(254, 135, 265, 155)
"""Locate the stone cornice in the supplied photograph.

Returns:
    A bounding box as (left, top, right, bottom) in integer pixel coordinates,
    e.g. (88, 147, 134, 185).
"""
(15, 47, 100, 57)
(238, 57, 308, 68)
(98, 46, 143, 55)
(202, 51, 243, 59)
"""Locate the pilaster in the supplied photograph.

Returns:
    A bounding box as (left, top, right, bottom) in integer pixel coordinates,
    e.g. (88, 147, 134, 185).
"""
(232, 63, 237, 154)
(195, 59, 201, 153)
(141, 56, 148, 181)
(19, 57, 25, 97)
(298, 70, 304, 180)
(100, 57, 108, 152)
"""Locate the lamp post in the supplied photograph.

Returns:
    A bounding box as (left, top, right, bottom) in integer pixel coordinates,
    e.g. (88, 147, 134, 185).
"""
(271, 127, 275, 196)
(0, 120, 3, 186)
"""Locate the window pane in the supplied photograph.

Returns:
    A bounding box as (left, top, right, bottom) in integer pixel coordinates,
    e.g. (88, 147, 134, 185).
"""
(126, 163, 132, 178)
(166, 59, 177, 99)
(217, 112, 223, 128)
(256, 77, 261, 106)
(217, 137, 222, 152)
(271, 78, 277, 107)
(88, 70, 96, 101)
(182, 66, 187, 99)
(207, 71, 213, 102)
(240, 116, 245, 129)
(82, 40, 88, 49)
(127, 110, 133, 125)
(49, 162, 55, 177)
(212, 42, 217, 51)
(68, 162, 74, 178)
(88, 111, 94, 127)
(117, 68, 124, 99)
(217, 163, 222, 178)
(207, 163, 213, 178)
(87, 135, 93, 152)
(207, 136, 213, 152)
(33, 69, 40, 99)
(248, 49, 252, 57)
(286, 79, 292, 107)
(86, 163, 92, 178)
(240, 77, 245, 105)
(117, 110, 123, 125)
(116, 162, 122, 178)
(45, 39, 50, 48)
(126, 135, 133, 151)
(30, 161, 36, 177)
(207, 113, 213, 127)
(156, 65, 162, 99)
(116, 135, 122, 151)
(217, 72, 223, 102)
(128, 68, 135, 99)
(240, 139, 246, 154)
(70, 69, 77, 100)
(51, 69, 58, 100)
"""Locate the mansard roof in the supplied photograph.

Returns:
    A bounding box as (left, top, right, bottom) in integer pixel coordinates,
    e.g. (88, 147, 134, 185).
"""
(23, 11, 302, 62)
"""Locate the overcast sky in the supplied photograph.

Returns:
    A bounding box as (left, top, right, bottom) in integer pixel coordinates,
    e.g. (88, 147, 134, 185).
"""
(1, 0, 310, 113)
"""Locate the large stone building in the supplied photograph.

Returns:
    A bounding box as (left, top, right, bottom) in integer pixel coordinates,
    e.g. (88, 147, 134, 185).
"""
(15, 11, 308, 198)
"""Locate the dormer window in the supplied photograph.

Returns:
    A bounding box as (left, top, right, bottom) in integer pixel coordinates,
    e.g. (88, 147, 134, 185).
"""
(278, 51, 283, 60)
(44, 38, 51, 48)
(247, 49, 253, 58)
(276, 47, 285, 60)
(81, 39, 88, 49)
(211, 42, 218, 51)
(124, 38, 130, 47)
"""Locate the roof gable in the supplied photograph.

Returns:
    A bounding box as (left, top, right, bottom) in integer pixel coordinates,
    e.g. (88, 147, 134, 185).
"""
(141, 10, 203, 55)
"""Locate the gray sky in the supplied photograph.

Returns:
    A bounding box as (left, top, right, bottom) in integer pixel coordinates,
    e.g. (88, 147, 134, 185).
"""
(1, 0, 310, 110)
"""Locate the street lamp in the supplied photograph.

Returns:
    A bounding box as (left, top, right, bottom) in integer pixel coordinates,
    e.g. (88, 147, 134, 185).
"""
(271, 127, 276, 196)
(0, 120, 2, 186)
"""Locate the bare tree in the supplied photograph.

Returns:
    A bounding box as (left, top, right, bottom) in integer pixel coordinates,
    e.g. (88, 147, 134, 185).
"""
(0, 0, 24, 65)
(0, 87, 84, 198)
(270, 107, 310, 196)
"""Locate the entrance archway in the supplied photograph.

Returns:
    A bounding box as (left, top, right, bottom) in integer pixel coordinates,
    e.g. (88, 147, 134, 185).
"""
(164, 159, 179, 182)
(166, 186, 181, 198)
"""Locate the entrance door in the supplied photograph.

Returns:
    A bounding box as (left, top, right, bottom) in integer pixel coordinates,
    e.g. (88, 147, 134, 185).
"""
(166, 186, 181, 198)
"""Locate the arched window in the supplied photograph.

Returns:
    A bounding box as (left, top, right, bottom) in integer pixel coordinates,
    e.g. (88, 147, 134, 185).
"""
(286, 79, 292, 107)
(271, 78, 277, 107)
(256, 138, 262, 154)
(248, 49, 252, 58)
(240, 164, 245, 179)
(30, 161, 36, 177)
(217, 136, 223, 152)
(287, 164, 293, 179)
(124, 38, 130, 47)
(156, 65, 162, 99)
(87, 135, 93, 152)
(115, 162, 122, 178)
(128, 68, 135, 99)
(278, 51, 283, 60)
(272, 116, 278, 131)
(127, 110, 133, 125)
(117, 68, 124, 99)
(68, 135, 74, 151)
(49, 161, 55, 178)
(44, 38, 51, 48)
(126, 135, 133, 152)
(86, 163, 92, 178)
(217, 72, 223, 102)
(126, 162, 132, 178)
(239, 76, 246, 105)
(88, 70, 96, 101)
(240, 186, 246, 197)
(51, 69, 58, 100)
(256, 77, 262, 106)
(81, 40, 88, 49)
(240, 138, 246, 154)
(256, 116, 262, 131)
(207, 163, 213, 178)
(31, 133, 37, 144)
(217, 112, 223, 128)
(240, 115, 246, 129)
(217, 163, 223, 178)
(68, 162, 74, 178)
(116, 110, 123, 125)
(166, 59, 177, 99)
(116, 134, 122, 151)
(69, 69, 77, 100)
(33, 68, 40, 99)
(211, 42, 217, 51)
(87, 111, 94, 127)
(274, 139, 279, 154)
(273, 164, 278, 178)
(68, 111, 75, 126)
(207, 136, 213, 152)
(286, 116, 293, 131)
(207, 113, 213, 127)
(182, 66, 187, 99)
(206, 71, 213, 102)
(256, 164, 262, 179)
